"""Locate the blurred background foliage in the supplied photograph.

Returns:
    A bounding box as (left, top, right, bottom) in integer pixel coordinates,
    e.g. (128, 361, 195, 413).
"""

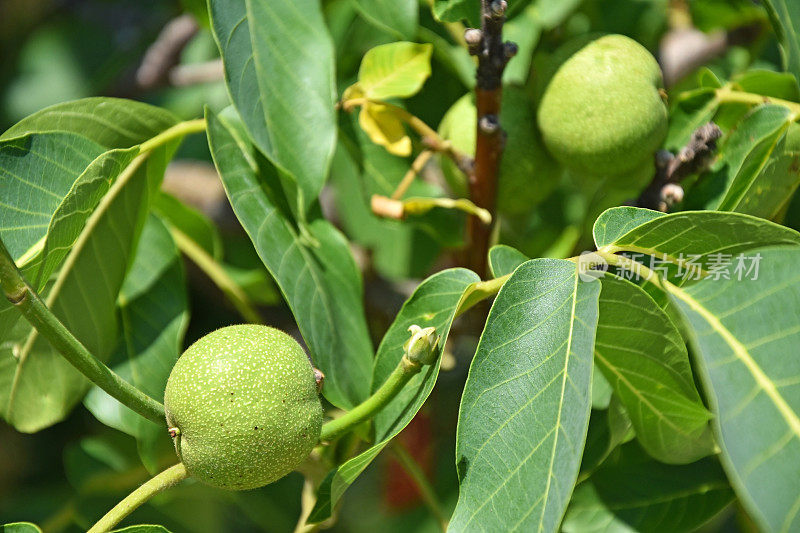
(0, 0, 792, 531)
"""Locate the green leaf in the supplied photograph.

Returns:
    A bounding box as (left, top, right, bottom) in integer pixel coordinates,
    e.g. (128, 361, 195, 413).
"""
(0, 101, 180, 431)
(593, 207, 800, 274)
(665, 87, 719, 151)
(592, 207, 666, 249)
(734, 69, 800, 101)
(432, 0, 479, 28)
(580, 399, 633, 476)
(669, 247, 800, 532)
(488, 244, 528, 277)
(153, 192, 222, 260)
(206, 107, 372, 409)
(210, 0, 337, 212)
(715, 108, 800, 218)
(21, 148, 140, 290)
(308, 268, 479, 522)
(0, 133, 107, 263)
(451, 259, 601, 532)
(0, 97, 178, 147)
(1, 524, 42, 533)
(596, 275, 714, 464)
(2, 142, 174, 432)
(0, 101, 177, 367)
(689, 104, 793, 212)
(358, 42, 433, 100)
(564, 443, 734, 533)
(763, 0, 800, 84)
(352, 0, 418, 40)
(84, 215, 188, 469)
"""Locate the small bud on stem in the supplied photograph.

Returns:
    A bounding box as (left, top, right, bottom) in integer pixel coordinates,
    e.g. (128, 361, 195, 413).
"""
(489, 0, 507, 17)
(403, 325, 440, 366)
(465, 28, 483, 55)
(479, 115, 500, 135)
(503, 41, 518, 60)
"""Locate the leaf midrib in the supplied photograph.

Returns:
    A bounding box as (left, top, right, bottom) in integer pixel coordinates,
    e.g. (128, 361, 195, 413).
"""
(669, 284, 800, 437)
(536, 271, 580, 532)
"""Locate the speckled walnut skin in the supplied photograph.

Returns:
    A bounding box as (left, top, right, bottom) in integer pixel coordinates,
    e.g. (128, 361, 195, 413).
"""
(538, 34, 668, 179)
(164, 325, 323, 490)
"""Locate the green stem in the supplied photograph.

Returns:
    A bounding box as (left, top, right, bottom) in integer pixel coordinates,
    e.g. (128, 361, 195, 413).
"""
(138, 118, 206, 154)
(168, 225, 263, 324)
(0, 238, 165, 424)
(391, 442, 449, 531)
(594, 251, 672, 292)
(715, 87, 800, 118)
(87, 463, 189, 533)
(320, 356, 422, 442)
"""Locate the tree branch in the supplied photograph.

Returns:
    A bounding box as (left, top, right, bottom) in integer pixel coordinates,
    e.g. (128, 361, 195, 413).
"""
(136, 15, 199, 90)
(636, 122, 722, 212)
(466, 0, 515, 277)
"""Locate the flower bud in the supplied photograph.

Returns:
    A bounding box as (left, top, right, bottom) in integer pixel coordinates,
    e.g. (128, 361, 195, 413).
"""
(403, 325, 440, 366)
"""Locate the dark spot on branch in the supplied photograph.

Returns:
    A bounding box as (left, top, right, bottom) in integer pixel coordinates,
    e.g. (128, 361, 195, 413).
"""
(636, 122, 722, 211)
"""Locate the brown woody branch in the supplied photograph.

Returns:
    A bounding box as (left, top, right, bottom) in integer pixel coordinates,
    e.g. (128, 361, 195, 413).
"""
(465, 0, 516, 277)
(136, 15, 200, 90)
(636, 122, 722, 212)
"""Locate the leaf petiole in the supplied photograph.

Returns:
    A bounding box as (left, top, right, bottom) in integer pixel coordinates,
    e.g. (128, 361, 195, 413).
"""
(715, 87, 800, 119)
(138, 118, 206, 154)
(87, 462, 189, 533)
(0, 237, 166, 424)
(319, 354, 423, 442)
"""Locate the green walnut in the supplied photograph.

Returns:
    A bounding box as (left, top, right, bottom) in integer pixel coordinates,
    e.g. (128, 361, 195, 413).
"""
(438, 87, 560, 215)
(537, 34, 668, 179)
(164, 325, 323, 490)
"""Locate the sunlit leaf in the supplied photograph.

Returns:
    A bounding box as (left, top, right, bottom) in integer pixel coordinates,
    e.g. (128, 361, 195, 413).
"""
(669, 247, 800, 532)
(451, 259, 601, 532)
(206, 107, 373, 409)
(358, 42, 433, 100)
(596, 275, 713, 464)
(308, 268, 479, 522)
(352, 0, 417, 40)
(488, 244, 528, 277)
(210, 0, 337, 212)
(358, 103, 412, 157)
(593, 207, 800, 275)
(0, 97, 178, 147)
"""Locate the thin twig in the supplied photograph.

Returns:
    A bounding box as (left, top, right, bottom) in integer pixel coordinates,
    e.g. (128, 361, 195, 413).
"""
(169, 59, 225, 86)
(393, 150, 434, 200)
(342, 99, 474, 176)
(136, 15, 199, 90)
(636, 122, 722, 211)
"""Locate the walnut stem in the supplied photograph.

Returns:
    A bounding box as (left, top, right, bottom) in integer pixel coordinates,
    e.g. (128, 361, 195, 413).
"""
(466, 0, 514, 277)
